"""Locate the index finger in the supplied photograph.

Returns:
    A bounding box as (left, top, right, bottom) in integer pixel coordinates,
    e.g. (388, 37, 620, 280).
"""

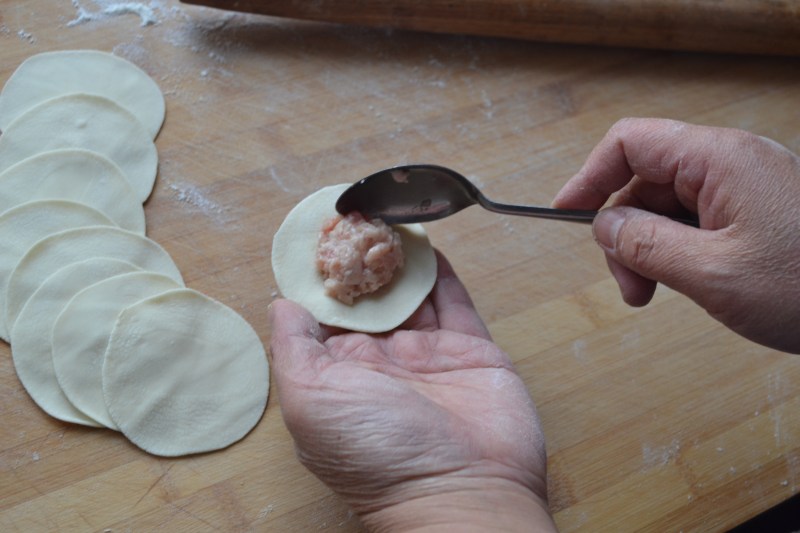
(429, 250, 492, 340)
(552, 118, 727, 211)
(401, 250, 490, 339)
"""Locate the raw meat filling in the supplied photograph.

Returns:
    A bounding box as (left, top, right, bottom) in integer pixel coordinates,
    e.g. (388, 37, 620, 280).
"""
(316, 212, 404, 304)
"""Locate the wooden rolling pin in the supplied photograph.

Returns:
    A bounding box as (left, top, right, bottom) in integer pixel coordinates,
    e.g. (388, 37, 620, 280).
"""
(181, 0, 799, 56)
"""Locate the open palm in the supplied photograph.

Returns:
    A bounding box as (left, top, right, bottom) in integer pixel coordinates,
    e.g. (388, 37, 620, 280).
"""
(268, 252, 548, 524)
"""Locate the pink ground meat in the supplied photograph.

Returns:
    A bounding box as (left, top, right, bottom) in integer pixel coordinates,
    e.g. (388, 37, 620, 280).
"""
(316, 212, 404, 305)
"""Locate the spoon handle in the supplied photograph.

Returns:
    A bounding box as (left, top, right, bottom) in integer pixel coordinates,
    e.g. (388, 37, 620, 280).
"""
(478, 196, 699, 227)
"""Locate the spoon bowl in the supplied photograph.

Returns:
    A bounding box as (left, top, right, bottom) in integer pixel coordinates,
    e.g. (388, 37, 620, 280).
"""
(336, 164, 698, 226)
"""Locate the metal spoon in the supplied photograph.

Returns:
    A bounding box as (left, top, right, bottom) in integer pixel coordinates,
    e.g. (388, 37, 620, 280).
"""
(336, 164, 699, 226)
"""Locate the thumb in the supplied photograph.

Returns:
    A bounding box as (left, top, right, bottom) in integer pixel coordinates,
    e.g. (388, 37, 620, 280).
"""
(267, 299, 329, 386)
(593, 207, 723, 301)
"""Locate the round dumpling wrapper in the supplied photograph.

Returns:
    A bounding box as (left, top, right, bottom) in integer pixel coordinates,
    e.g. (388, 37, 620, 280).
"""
(0, 94, 158, 202)
(271, 184, 437, 333)
(11, 258, 141, 426)
(0, 199, 116, 342)
(0, 149, 146, 234)
(52, 271, 181, 430)
(0, 49, 165, 139)
(102, 288, 269, 457)
(5, 226, 183, 337)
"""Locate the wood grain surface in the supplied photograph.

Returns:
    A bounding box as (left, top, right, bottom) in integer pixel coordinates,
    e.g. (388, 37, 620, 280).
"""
(1, 1, 799, 531)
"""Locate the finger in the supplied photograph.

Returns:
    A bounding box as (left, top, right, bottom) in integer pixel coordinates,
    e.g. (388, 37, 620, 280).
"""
(429, 250, 492, 340)
(593, 206, 729, 300)
(552, 118, 724, 211)
(400, 296, 439, 331)
(613, 177, 695, 219)
(552, 119, 638, 210)
(267, 299, 330, 383)
(605, 253, 657, 307)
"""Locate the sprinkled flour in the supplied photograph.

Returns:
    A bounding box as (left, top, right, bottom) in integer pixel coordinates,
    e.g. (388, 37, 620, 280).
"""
(17, 29, 36, 44)
(168, 182, 235, 225)
(69, 0, 161, 27)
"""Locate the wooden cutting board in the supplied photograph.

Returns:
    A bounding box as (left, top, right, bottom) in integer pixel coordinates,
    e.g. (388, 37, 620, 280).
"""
(1, 1, 799, 531)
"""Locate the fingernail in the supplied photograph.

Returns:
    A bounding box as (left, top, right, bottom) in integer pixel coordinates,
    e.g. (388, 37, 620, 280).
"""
(593, 209, 625, 251)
